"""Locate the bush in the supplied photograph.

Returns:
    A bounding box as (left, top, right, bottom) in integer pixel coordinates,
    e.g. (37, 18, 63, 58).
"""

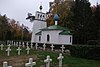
(70, 45, 100, 60)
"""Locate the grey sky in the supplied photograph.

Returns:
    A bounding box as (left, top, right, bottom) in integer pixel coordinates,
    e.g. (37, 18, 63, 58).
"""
(0, 0, 100, 31)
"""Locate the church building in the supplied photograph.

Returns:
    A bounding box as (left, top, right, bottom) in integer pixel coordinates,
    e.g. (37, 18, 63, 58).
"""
(31, 5, 72, 45)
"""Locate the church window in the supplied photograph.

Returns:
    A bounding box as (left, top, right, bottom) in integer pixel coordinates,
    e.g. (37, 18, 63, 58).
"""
(39, 36, 41, 41)
(38, 14, 40, 18)
(70, 37, 72, 43)
(47, 34, 50, 42)
(43, 15, 44, 18)
(40, 15, 42, 18)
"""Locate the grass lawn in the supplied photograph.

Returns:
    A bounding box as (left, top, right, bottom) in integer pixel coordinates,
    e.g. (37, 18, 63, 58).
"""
(0, 45, 100, 67)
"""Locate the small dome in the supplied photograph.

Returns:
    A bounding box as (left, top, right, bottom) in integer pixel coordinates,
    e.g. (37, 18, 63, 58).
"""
(39, 5, 42, 10)
(54, 14, 59, 21)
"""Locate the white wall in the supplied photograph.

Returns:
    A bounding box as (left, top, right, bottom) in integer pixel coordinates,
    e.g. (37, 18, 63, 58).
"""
(31, 20, 47, 42)
(59, 35, 72, 45)
(41, 30, 61, 44)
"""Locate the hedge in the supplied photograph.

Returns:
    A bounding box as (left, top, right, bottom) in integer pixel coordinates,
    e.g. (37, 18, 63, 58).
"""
(70, 45, 100, 60)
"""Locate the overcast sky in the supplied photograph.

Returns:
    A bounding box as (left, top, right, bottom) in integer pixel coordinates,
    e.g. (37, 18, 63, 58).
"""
(0, 0, 100, 31)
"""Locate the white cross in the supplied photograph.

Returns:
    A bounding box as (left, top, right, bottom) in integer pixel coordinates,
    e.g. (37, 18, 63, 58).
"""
(19, 42, 21, 47)
(30, 43, 33, 49)
(7, 40, 9, 45)
(26, 46, 30, 54)
(50, 44, 54, 51)
(25, 58, 36, 67)
(6, 47, 11, 56)
(22, 42, 25, 47)
(0, 44, 4, 50)
(3, 61, 12, 67)
(60, 45, 65, 53)
(26, 42, 29, 47)
(57, 53, 64, 67)
(16, 42, 18, 46)
(43, 43, 46, 50)
(35, 43, 38, 50)
(8, 44, 11, 48)
(11, 41, 13, 45)
(17, 47, 22, 55)
(44, 55, 52, 67)
(14, 42, 16, 46)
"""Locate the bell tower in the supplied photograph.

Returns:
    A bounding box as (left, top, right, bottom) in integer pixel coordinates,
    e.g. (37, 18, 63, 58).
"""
(31, 5, 47, 43)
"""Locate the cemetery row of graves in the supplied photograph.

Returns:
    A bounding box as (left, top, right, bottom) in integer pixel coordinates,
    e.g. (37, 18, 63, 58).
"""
(0, 41, 100, 67)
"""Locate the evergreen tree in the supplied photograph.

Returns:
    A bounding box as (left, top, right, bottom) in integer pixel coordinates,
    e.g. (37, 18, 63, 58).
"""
(69, 0, 93, 44)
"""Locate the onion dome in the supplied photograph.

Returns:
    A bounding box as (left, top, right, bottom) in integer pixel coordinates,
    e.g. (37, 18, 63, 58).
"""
(54, 14, 59, 21)
(39, 5, 42, 11)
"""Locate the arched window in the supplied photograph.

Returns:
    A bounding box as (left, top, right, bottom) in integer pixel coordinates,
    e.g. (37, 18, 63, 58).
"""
(39, 36, 41, 41)
(70, 37, 72, 43)
(47, 34, 50, 42)
(38, 14, 39, 18)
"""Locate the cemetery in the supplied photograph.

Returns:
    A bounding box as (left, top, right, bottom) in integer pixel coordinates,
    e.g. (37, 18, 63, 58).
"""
(0, 0, 100, 67)
(0, 42, 100, 67)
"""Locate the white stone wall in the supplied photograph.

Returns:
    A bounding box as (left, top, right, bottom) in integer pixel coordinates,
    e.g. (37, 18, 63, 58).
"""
(31, 20, 47, 42)
(41, 30, 61, 44)
(35, 30, 72, 45)
(59, 35, 72, 45)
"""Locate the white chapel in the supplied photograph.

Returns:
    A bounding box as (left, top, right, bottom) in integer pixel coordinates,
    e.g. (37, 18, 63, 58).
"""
(31, 6, 72, 45)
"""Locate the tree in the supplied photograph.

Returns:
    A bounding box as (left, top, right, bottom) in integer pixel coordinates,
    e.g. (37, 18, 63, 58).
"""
(68, 0, 93, 44)
(0, 15, 10, 40)
(47, 0, 73, 27)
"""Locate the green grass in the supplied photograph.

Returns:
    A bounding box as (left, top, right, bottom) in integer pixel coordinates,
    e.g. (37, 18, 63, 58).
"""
(0, 45, 100, 67)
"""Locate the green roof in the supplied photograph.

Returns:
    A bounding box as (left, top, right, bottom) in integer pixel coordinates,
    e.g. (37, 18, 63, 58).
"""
(35, 31, 41, 35)
(41, 25, 67, 31)
(40, 25, 72, 35)
(59, 30, 72, 35)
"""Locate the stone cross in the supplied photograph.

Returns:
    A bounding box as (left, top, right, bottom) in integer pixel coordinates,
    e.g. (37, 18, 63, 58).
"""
(17, 47, 22, 55)
(0, 44, 4, 50)
(11, 41, 13, 45)
(26, 42, 29, 47)
(57, 53, 64, 67)
(50, 44, 54, 51)
(25, 58, 36, 67)
(35, 43, 38, 50)
(43, 43, 46, 50)
(8, 44, 11, 48)
(44, 55, 52, 67)
(60, 45, 65, 53)
(26, 46, 30, 54)
(14, 42, 16, 46)
(30, 43, 33, 49)
(22, 42, 25, 47)
(3, 61, 12, 67)
(6, 47, 11, 56)
(16, 42, 18, 46)
(19, 42, 21, 47)
(7, 40, 9, 45)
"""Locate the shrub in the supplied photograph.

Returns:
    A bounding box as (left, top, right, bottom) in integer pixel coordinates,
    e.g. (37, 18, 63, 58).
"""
(70, 45, 100, 60)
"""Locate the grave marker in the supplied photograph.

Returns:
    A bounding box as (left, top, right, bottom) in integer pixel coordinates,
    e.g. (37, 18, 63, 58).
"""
(57, 53, 64, 67)
(3, 61, 12, 67)
(0, 44, 4, 50)
(43, 43, 46, 50)
(22, 42, 25, 47)
(60, 45, 65, 53)
(26, 42, 29, 47)
(6, 47, 11, 56)
(17, 47, 22, 55)
(26, 46, 30, 54)
(50, 44, 54, 51)
(25, 58, 36, 67)
(30, 43, 33, 49)
(35, 43, 38, 50)
(44, 55, 52, 67)
(8, 44, 11, 48)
